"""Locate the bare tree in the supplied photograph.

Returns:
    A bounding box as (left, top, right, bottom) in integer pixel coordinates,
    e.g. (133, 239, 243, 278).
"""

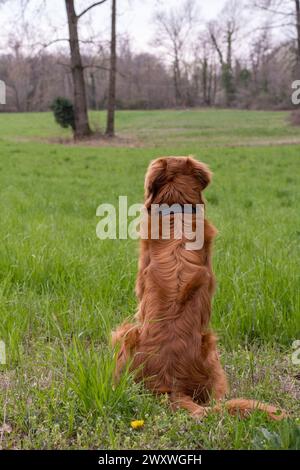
(208, 0, 243, 107)
(193, 32, 217, 106)
(253, 0, 300, 69)
(153, 0, 198, 107)
(297, 0, 300, 64)
(251, 2, 300, 121)
(64, 0, 107, 139)
(249, 27, 272, 95)
(105, 0, 117, 137)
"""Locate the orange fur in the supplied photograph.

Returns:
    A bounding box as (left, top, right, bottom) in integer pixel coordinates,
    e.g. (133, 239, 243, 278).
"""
(112, 156, 286, 421)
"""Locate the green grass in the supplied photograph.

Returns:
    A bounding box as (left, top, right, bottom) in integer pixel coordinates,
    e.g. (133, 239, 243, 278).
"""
(1, 108, 300, 146)
(0, 109, 299, 449)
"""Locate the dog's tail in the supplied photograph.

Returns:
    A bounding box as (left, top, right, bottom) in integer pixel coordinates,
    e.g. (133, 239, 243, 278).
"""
(215, 398, 287, 421)
(169, 393, 287, 421)
(111, 322, 140, 382)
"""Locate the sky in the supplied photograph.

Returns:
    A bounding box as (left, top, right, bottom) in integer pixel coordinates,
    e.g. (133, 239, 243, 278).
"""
(114, 0, 228, 52)
(0, 0, 230, 53)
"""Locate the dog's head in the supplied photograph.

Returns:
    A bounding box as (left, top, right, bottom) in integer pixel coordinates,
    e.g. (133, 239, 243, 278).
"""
(144, 156, 212, 208)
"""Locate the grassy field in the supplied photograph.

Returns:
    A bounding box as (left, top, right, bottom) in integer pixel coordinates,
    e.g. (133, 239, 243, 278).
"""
(0, 109, 299, 450)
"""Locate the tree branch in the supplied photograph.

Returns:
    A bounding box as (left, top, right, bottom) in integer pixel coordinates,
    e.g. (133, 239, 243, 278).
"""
(77, 0, 108, 19)
(252, 1, 294, 17)
(210, 32, 224, 65)
(83, 63, 127, 79)
(37, 38, 103, 50)
(40, 38, 69, 48)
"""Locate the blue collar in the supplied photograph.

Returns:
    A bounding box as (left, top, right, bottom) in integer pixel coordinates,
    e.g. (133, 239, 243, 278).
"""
(152, 205, 198, 216)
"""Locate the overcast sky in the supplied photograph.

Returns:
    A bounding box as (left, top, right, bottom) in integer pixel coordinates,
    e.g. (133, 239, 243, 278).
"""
(114, 0, 229, 52)
(0, 0, 288, 59)
(0, 0, 230, 53)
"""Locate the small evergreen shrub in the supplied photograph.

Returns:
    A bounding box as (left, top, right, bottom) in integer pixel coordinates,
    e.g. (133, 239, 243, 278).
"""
(51, 97, 75, 130)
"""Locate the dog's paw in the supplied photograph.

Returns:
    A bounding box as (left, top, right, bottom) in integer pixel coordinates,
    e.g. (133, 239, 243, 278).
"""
(191, 407, 209, 421)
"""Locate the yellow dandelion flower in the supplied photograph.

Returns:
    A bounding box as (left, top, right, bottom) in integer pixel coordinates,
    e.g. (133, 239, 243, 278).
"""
(130, 419, 144, 429)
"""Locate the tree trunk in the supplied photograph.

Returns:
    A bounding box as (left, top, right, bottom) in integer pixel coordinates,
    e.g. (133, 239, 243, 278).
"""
(65, 0, 91, 139)
(212, 65, 217, 105)
(224, 31, 235, 107)
(106, 0, 117, 137)
(226, 31, 233, 71)
(202, 58, 208, 105)
(173, 57, 182, 107)
(295, 0, 300, 69)
(207, 63, 213, 106)
(90, 72, 97, 110)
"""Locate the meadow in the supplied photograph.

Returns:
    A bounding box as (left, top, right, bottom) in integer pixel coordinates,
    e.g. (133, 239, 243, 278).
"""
(0, 109, 299, 450)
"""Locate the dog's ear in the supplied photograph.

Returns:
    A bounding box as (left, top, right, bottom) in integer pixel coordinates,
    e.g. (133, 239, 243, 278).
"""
(187, 157, 212, 190)
(144, 158, 168, 208)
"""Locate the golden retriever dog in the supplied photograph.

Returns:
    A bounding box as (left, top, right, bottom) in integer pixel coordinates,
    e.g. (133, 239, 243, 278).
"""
(112, 156, 286, 421)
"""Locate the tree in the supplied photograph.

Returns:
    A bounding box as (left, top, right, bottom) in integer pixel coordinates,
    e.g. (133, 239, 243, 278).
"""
(297, 0, 300, 66)
(251, 0, 300, 122)
(106, 0, 117, 137)
(253, 0, 300, 70)
(193, 32, 217, 106)
(208, 0, 243, 107)
(64, 0, 108, 139)
(153, 0, 198, 107)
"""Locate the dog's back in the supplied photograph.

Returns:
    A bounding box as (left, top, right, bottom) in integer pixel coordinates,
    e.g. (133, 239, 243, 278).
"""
(131, 217, 228, 402)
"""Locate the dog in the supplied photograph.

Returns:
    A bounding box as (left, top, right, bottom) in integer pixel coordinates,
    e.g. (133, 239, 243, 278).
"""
(112, 156, 286, 421)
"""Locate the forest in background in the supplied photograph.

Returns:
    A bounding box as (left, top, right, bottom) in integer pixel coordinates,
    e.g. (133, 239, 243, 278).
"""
(0, 0, 299, 113)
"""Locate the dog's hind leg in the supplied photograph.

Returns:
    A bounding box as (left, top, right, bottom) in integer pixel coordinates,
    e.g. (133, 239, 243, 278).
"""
(169, 392, 211, 420)
(111, 322, 140, 383)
